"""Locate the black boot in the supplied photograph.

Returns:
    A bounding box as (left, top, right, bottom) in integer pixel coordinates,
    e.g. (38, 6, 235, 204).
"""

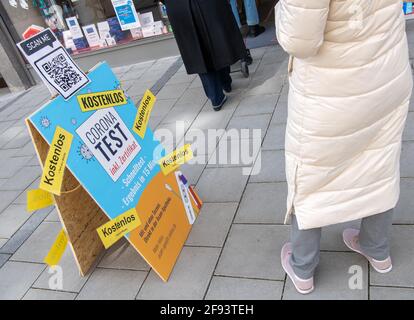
(243, 49, 253, 66)
(213, 95, 227, 111)
(223, 84, 232, 93)
(223, 78, 232, 93)
(248, 24, 265, 38)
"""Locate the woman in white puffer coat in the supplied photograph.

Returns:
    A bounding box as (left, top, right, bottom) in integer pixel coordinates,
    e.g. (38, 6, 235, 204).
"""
(275, 0, 412, 294)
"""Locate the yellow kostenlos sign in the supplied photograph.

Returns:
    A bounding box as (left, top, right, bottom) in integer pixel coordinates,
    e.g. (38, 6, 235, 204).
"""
(96, 208, 142, 249)
(27, 189, 54, 212)
(44, 229, 68, 266)
(39, 126, 73, 196)
(158, 144, 194, 176)
(77, 89, 127, 112)
(133, 89, 156, 139)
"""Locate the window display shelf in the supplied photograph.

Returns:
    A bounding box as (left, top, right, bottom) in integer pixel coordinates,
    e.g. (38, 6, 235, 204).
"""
(67, 31, 174, 59)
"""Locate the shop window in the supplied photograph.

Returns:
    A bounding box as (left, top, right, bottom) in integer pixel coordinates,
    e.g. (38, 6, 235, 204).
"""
(1, 0, 172, 56)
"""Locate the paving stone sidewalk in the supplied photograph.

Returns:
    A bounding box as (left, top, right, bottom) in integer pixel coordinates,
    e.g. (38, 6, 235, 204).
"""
(1, 27, 414, 300)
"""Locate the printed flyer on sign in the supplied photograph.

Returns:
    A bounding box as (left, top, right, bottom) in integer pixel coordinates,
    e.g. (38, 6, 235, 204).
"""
(17, 29, 90, 99)
(27, 62, 200, 281)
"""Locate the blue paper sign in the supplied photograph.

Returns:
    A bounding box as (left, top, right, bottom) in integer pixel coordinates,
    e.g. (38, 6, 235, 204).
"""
(27, 62, 202, 282)
(111, 0, 141, 31)
(28, 62, 163, 218)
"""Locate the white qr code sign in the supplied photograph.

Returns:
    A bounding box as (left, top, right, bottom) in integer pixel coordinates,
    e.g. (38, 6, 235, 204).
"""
(17, 28, 90, 100)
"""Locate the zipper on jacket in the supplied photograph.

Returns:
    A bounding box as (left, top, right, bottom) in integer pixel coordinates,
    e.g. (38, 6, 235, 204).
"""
(288, 55, 294, 75)
(284, 162, 298, 224)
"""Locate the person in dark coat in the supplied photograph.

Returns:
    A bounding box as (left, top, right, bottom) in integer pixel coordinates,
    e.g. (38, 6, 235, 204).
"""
(160, 0, 247, 111)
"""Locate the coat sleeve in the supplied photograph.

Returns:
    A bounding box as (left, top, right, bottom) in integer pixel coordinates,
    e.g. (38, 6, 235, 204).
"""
(275, 0, 330, 59)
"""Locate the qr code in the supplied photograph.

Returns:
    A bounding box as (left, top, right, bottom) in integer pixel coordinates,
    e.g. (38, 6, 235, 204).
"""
(41, 53, 83, 92)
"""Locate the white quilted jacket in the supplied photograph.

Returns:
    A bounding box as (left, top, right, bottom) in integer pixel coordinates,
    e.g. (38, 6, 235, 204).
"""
(275, 0, 413, 229)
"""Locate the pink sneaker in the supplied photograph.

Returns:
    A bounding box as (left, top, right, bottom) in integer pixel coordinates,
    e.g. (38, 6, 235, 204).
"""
(281, 242, 314, 295)
(342, 228, 392, 274)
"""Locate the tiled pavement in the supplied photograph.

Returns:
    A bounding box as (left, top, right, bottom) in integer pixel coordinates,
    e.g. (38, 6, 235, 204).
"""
(1, 28, 414, 300)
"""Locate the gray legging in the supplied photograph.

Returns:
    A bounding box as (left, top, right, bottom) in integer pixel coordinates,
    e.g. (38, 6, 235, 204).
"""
(290, 209, 394, 279)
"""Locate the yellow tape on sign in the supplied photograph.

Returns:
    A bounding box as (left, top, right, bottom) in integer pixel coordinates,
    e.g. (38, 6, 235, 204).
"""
(44, 229, 68, 266)
(77, 89, 127, 112)
(27, 189, 54, 212)
(96, 208, 142, 249)
(159, 144, 194, 176)
(133, 89, 156, 139)
(39, 126, 73, 196)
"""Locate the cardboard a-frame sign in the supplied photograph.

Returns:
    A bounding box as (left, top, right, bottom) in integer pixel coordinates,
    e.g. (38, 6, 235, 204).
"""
(26, 62, 201, 281)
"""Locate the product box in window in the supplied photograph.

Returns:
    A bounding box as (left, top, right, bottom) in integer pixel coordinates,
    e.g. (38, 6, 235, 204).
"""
(107, 17, 129, 42)
(73, 37, 89, 50)
(97, 21, 117, 46)
(141, 21, 165, 38)
(130, 27, 144, 39)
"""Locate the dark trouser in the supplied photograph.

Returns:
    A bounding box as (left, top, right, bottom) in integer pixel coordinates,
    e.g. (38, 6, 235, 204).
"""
(199, 67, 232, 106)
(290, 209, 394, 279)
